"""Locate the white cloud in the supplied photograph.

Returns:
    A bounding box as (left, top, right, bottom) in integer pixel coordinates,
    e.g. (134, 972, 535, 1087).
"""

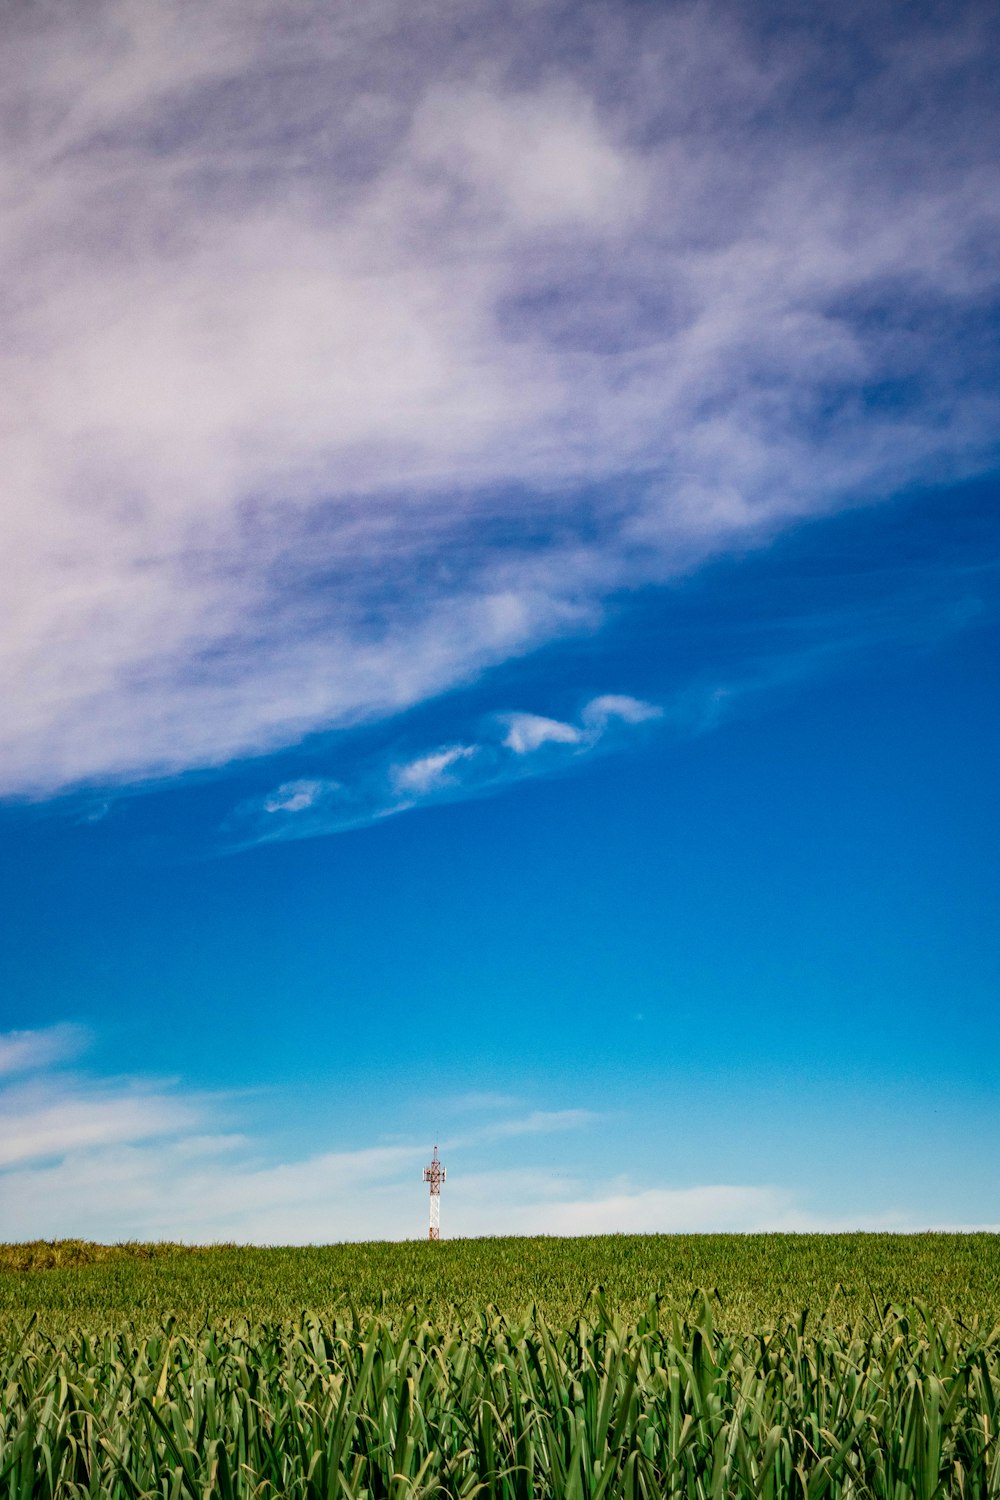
(502, 713, 583, 754)
(0, 1134, 424, 1244)
(1, 1, 996, 797)
(0, 1025, 87, 1078)
(0, 1081, 201, 1169)
(392, 745, 476, 795)
(262, 779, 336, 814)
(496, 697, 659, 765)
(409, 82, 645, 231)
(581, 695, 662, 730)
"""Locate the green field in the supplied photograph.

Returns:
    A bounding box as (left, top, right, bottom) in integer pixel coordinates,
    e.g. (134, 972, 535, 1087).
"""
(3, 1235, 1000, 1497)
(5, 1233, 1000, 1331)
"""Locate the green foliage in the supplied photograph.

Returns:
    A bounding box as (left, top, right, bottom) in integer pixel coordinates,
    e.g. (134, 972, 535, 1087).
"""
(2, 1301, 1000, 1498)
(2, 1234, 999, 1333)
(2, 1236, 999, 1497)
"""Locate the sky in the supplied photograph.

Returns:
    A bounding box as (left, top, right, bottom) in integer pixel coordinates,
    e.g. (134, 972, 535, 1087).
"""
(0, 0, 998, 1242)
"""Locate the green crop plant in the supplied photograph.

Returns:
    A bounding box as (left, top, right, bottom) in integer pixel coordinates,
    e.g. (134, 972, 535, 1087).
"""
(3, 1235, 1000, 1334)
(2, 1300, 1000, 1498)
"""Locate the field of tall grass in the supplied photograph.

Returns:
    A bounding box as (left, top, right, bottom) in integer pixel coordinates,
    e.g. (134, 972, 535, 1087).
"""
(3, 1235, 1000, 1497)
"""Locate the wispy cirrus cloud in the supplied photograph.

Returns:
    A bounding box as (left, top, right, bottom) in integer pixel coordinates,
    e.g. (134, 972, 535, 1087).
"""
(230, 692, 660, 844)
(262, 779, 338, 815)
(1, 0, 997, 800)
(474, 1109, 598, 1142)
(0, 1024, 88, 1079)
(0, 1024, 239, 1162)
(503, 695, 662, 754)
(391, 745, 477, 796)
(0, 1080, 207, 1171)
(582, 696, 662, 731)
(502, 714, 584, 755)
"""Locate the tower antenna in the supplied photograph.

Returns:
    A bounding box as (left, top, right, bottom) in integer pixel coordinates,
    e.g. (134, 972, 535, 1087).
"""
(422, 1144, 446, 1240)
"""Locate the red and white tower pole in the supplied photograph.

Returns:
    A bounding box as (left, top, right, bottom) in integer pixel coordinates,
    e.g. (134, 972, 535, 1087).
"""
(422, 1145, 446, 1240)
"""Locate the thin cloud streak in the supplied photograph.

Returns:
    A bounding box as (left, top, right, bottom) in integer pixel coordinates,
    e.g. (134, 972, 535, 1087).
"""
(451, 1109, 600, 1147)
(229, 693, 661, 845)
(0, 1084, 203, 1170)
(1, 1, 997, 797)
(0, 1025, 88, 1079)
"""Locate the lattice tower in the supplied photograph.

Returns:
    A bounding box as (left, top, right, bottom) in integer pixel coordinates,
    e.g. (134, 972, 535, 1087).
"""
(422, 1145, 446, 1240)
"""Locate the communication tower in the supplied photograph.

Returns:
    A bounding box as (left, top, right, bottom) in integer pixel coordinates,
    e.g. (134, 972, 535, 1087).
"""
(422, 1145, 446, 1240)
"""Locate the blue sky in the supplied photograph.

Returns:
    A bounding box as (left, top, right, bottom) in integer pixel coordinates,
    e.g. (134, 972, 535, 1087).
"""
(0, 0, 998, 1241)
